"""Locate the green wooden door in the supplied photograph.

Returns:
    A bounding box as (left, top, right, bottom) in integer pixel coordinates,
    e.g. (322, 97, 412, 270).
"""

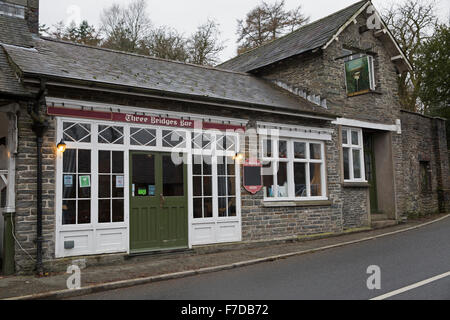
(129, 152, 188, 253)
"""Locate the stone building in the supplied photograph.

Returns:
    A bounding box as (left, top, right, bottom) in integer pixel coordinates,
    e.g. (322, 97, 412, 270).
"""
(0, 0, 448, 275)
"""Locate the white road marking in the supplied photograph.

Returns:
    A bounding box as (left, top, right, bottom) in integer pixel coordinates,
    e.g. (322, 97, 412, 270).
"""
(370, 271, 450, 300)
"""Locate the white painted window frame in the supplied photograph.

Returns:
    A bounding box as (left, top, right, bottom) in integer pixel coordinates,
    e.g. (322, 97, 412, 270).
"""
(342, 127, 367, 183)
(260, 137, 328, 202)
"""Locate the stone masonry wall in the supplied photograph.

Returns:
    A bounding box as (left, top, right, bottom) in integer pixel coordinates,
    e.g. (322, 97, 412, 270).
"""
(14, 103, 56, 274)
(400, 111, 450, 216)
(256, 12, 405, 223)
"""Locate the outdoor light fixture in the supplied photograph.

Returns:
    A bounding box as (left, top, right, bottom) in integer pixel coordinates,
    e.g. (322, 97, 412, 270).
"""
(233, 152, 245, 162)
(57, 140, 67, 153)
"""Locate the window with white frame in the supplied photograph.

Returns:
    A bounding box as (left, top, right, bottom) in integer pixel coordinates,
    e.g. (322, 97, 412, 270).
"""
(261, 138, 327, 200)
(62, 149, 92, 225)
(342, 127, 366, 182)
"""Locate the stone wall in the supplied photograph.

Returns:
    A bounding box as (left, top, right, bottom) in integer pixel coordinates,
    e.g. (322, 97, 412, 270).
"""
(400, 111, 450, 217)
(14, 102, 56, 274)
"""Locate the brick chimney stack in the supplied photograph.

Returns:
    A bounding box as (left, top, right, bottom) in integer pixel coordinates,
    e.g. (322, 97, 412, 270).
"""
(1, 0, 39, 34)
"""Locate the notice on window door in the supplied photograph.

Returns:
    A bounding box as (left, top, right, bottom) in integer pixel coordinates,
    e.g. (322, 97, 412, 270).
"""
(116, 175, 124, 188)
(64, 175, 73, 187)
(79, 176, 91, 188)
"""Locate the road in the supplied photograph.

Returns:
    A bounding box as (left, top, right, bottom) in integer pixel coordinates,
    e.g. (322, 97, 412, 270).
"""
(72, 216, 450, 300)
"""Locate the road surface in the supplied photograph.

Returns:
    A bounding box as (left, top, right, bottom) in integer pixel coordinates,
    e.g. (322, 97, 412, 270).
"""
(72, 216, 450, 300)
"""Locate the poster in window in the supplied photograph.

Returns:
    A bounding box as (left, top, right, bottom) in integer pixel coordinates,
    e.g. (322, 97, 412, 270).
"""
(116, 175, 124, 188)
(64, 175, 73, 187)
(345, 56, 374, 96)
(79, 175, 91, 188)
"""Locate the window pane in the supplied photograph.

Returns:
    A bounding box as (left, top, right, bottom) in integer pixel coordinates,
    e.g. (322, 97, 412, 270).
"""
(78, 150, 91, 173)
(112, 175, 124, 198)
(63, 123, 91, 143)
(228, 197, 236, 217)
(163, 156, 184, 197)
(218, 176, 226, 197)
(310, 144, 322, 160)
(342, 129, 348, 144)
(78, 175, 91, 199)
(99, 175, 111, 198)
(203, 156, 212, 175)
(193, 155, 202, 175)
(99, 151, 111, 174)
(217, 156, 226, 176)
(63, 174, 76, 199)
(351, 131, 359, 145)
(294, 163, 307, 197)
(62, 200, 76, 225)
(63, 149, 76, 173)
(132, 154, 155, 197)
(99, 200, 111, 223)
(112, 199, 124, 222)
(204, 198, 213, 218)
(193, 198, 203, 218)
(279, 140, 288, 158)
(343, 148, 350, 180)
(294, 142, 306, 159)
(263, 163, 274, 198)
(227, 157, 235, 176)
(218, 197, 227, 217)
(162, 130, 186, 148)
(78, 200, 91, 224)
(277, 162, 288, 197)
(203, 176, 212, 196)
(263, 139, 273, 158)
(310, 164, 322, 197)
(193, 176, 202, 197)
(98, 126, 124, 144)
(353, 149, 362, 179)
(112, 151, 124, 173)
(131, 128, 156, 146)
(228, 177, 236, 196)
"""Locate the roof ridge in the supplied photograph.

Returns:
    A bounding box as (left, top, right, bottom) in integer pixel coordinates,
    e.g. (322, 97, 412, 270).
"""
(218, 0, 369, 68)
(38, 36, 252, 77)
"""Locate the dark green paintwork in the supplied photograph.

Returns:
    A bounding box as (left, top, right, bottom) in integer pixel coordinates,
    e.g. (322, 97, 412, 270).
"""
(2, 212, 15, 275)
(129, 152, 188, 253)
(364, 134, 379, 214)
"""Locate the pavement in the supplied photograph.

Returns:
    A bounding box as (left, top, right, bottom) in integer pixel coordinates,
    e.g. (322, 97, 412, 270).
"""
(0, 213, 448, 300)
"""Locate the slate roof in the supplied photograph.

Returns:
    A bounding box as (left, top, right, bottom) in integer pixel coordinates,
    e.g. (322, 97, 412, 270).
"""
(2, 37, 336, 118)
(219, 0, 368, 72)
(0, 15, 33, 97)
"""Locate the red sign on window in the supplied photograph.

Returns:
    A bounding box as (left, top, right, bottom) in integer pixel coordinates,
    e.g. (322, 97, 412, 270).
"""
(243, 160, 263, 195)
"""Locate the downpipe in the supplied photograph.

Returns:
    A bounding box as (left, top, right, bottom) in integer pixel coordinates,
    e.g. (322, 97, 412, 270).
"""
(28, 80, 49, 276)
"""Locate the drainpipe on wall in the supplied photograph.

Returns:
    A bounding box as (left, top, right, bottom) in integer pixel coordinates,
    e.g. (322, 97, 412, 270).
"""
(28, 81, 49, 276)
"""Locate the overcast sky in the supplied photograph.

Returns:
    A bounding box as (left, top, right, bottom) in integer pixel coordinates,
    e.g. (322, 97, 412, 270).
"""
(40, 0, 450, 63)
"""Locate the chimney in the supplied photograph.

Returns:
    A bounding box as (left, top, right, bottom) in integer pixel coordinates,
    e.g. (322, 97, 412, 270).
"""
(0, 0, 39, 34)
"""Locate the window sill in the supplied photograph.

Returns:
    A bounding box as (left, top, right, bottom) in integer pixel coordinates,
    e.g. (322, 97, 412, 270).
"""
(263, 200, 332, 207)
(347, 90, 382, 97)
(343, 181, 370, 188)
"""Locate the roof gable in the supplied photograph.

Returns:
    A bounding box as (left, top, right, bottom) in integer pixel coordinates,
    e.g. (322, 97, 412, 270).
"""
(218, 1, 369, 72)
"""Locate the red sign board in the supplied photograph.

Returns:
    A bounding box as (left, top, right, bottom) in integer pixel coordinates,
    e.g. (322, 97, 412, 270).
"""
(243, 160, 263, 195)
(47, 106, 245, 132)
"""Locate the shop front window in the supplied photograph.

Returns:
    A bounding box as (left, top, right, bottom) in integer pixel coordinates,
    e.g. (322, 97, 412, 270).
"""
(193, 155, 213, 219)
(98, 151, 125, 223)
(62, 149, 92, 225)
(261, 138, 326, 200)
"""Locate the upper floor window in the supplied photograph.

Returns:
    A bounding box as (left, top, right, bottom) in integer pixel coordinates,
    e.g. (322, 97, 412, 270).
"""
(345, 54, 375, 96)
(0, 1, 25, 18)
(342, 127, 366, 182)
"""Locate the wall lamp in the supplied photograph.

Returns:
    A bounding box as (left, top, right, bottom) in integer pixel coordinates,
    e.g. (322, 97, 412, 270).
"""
(233, 152, 245, 162)
(57, 139, 67, 153)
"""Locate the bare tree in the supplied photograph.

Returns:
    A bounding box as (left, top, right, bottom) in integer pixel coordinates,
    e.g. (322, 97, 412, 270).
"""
(382, 0, 439, 111)
(45, 20, 101, 46)
(188, 19, 225, 66)
(237, 0, 310, 54)
(100, 0, 151, 53)
(140, 27, 189, 62)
